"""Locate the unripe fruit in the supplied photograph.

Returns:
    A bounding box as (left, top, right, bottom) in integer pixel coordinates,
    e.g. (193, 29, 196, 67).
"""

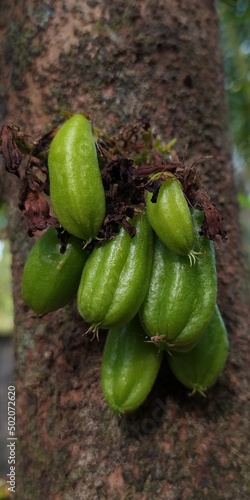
(146, 174, 194, 258)
(21, 227, 87, 314)
(48, 113, 106, 241)
(167, 305, 228, 395)
(101, 316, 163, 413)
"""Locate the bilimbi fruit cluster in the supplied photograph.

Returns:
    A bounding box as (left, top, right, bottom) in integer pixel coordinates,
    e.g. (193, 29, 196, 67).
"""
(21, 113, 228, 413)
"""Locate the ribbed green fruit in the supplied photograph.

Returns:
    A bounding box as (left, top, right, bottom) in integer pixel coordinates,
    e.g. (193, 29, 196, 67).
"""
(146, 174, 194, 257)
(21, 227, 87, 314)
(140, 209, 217, 351)
(167, 305, 229, 395)
(48, 113, 106, 241)
(77, 213, 153, 332)
(101, 316, 163, 413)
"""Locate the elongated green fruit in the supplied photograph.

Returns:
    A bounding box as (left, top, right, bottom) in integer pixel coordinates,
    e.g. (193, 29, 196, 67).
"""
(101, 316, 163, 413)
(146, 174, 194, 257)
(21, 227, 87, 314)
(167, 305, 229, 395)
(77, 213, 153, 331)
(48, 113, 106, 241)
(140, 209, 217, 351)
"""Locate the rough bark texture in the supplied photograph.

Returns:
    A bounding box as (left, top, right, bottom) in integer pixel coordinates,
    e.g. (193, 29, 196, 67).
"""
(1, 1, 250, 499)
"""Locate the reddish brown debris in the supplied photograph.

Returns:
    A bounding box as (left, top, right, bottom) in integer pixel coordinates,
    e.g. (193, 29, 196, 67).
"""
(175, 164, 227, 242)
(194, 188, 227, 242)
(0, 122, 23, 177)
(19, 183, 58, 236)
(146, 175, 164, 203)
(32, 128, 58, 156)
(0, 118, 227, 243)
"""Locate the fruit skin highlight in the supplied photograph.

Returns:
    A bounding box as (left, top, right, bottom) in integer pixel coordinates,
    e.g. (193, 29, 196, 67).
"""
(146, 174, 194, 257)
(101, 316, 163, 413)
(167, 305, 229, 395)
(21, 227, 87, 314)
(48, 113, 106, 241)
(77, 213, 153, 331)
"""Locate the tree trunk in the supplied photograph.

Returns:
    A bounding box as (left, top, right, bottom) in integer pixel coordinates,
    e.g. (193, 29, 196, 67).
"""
(1, 1, 249, 498)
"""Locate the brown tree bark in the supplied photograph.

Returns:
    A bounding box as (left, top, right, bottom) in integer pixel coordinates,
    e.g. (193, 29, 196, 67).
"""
(1, 0, 250, 498)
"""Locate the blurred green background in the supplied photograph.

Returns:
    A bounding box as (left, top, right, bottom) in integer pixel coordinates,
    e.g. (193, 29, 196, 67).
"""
(218, 0, 250, 263)
(0, 203, 14, 336)
(0, 0, 250, 336)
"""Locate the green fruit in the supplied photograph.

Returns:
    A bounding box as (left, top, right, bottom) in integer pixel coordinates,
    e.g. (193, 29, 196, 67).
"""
(140, 209, 217, 351)
(146, 174, 194, 258)
(48, 113, 106, 241)
(77, 213, 153, 332)
(21, 227, 87, 314)
(101, 316, 163, 413)
(167, 305, 229, 395)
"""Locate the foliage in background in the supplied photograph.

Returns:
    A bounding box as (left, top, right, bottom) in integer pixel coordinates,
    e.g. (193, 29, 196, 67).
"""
(217, 0, 250, 262)
(0, 202, 14, 335)
(218, 0, 250, 182)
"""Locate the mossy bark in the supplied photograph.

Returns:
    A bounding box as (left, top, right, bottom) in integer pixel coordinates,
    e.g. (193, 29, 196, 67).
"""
(1, 1, 250, 499)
